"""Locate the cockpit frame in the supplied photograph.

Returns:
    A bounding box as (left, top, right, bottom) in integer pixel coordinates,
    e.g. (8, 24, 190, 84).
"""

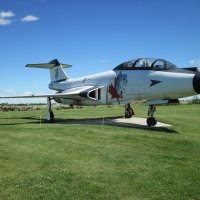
(113, 58, 177, 71)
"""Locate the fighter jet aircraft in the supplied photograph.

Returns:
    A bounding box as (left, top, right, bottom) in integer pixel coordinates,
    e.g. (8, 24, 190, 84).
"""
(1, 58, 200, 126)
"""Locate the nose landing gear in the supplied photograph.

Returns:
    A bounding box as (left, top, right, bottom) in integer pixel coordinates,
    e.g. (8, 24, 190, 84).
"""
(147, 105, 157, 127)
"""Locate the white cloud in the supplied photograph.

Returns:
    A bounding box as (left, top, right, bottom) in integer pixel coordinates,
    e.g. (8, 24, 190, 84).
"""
(5, 89, 15, 93)
(0, 11, 15, 25)
(0, 11, 15, 18)
(99, 59, 108, 63)
(21, 15, 39, 22)
(189, 59, 200, 66)
(24, 91, 33, 96)
(0, 11, 40, 25)
(190, 60, 195, 65)
(0, 18, 11, 25)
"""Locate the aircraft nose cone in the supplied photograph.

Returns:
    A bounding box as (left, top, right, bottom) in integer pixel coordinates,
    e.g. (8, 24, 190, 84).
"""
(193, 72, 200, 94)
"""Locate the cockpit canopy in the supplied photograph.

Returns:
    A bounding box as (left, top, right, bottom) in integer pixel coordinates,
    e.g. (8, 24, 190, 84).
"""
(114, 58, 177, 70)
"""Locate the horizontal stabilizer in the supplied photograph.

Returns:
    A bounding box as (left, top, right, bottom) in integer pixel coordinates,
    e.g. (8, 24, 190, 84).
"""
(26, 59, 72, 69)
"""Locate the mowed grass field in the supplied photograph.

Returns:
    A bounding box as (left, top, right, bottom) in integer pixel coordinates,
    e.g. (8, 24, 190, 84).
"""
(0, 104, 200, 200)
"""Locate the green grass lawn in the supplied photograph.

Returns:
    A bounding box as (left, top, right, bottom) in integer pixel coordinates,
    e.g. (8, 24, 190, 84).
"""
(0, 104, 200, 200)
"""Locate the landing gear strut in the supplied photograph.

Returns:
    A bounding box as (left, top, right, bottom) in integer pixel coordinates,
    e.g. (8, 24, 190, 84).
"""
(125, 103, 135, 118)
(47, 97, 55, 123)
(147, 105, 157, 127)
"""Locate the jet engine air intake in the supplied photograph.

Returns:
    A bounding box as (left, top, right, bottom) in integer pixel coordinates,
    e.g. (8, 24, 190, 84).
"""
(88, 88, 101, 100)
(79, 88, 101, 101)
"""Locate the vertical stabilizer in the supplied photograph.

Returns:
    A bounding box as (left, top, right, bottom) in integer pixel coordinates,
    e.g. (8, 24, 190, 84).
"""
(26, 59, 72, 82)
(49, 59, 69, 82)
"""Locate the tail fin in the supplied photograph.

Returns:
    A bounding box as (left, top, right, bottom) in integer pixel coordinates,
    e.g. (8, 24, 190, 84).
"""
(26, 59, 72, 82)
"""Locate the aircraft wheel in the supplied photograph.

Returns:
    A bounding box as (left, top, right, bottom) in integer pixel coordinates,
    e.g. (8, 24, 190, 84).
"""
(153, 118, 157, 126)
(147, 117, 157, 127)
(125, 108, 133, 118)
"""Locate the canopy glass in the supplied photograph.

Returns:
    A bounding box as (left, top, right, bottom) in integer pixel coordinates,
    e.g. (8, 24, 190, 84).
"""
(114, 58, 177, 70)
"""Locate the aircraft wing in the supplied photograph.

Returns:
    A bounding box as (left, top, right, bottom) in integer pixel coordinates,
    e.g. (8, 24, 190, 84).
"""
(0, 86, 102, 101)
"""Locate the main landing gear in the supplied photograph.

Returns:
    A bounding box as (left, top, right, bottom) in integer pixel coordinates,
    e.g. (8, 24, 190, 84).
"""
(47, 97, 55, 123)
(125, 103, 135, 118)
(147, 105, 157, 127)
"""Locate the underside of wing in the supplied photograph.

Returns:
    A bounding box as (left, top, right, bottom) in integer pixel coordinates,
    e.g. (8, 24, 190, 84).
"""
(146, 99, 180, 105)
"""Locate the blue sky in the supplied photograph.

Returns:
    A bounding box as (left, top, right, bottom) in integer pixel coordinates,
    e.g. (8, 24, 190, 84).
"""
(1, 0, 200, 103)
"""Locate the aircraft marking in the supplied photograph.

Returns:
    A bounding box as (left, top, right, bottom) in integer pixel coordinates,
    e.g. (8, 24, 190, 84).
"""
(150, 80, 161, 87)
(108, 72, 128, 101)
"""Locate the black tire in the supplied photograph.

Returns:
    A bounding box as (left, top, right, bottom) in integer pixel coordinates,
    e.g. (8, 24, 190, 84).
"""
(147, 117, 153, 126)
(152, 118, 157, 126)
(147, 117, 156, 127)
(125, 108, 132, 118)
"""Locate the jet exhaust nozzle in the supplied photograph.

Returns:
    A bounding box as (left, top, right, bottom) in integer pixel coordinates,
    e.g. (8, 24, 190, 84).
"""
(193, 72, 200, 94)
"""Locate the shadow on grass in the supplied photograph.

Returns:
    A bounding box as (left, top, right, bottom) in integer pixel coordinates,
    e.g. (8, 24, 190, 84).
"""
(0, 116, 177, 134)
(54, 117, 177, 134)
(0, 116, 43, 125)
